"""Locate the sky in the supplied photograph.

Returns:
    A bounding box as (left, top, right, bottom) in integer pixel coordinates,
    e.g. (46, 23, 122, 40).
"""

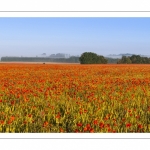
(0, 17, 150, 57)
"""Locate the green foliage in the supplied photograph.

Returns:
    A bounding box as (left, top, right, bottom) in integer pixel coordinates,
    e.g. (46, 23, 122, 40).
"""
(117, 55, 150, 64)
(79, 52, 107, 64)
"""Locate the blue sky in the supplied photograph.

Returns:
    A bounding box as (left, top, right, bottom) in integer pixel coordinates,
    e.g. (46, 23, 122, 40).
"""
(0, 18, 150, 57)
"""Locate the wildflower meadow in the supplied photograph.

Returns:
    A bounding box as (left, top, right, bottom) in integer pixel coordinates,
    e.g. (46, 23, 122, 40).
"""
(0, 64, 149, 133)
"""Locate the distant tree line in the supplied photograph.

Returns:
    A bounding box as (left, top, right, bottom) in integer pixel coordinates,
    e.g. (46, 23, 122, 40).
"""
(105, 57, 119, 64)
(0, 56, 79, 63)
(117, 55, 150, 64)
(79, 53, 150, 64)
(49, 53, 70, 58)
(1, 54, 150, 64)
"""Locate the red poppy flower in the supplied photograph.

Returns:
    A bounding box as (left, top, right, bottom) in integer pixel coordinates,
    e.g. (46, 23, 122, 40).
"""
(126, 123, 131, 128)
(83, 127, 88, 132)
(28, 114, 32, 118)
(43, 121, 48, 127)
(56, 112, 61, 118)
(108, 128, 112, 132)
(99, 122, 104, 128)
(60, 128, 64, 132)
(77, 123, 82, 127)
(86, 124, 91, 130)
(11, 100, 15, 105)
(0, 120, 4, 125)
(93, 120, 98, 125)
(90, 128, 94, 133)
(138, 124, 143, 129)
(75, 129, 79, 133)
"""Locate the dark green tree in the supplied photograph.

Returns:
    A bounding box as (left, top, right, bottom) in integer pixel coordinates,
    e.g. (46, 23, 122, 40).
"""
(79, 52, 107, 64)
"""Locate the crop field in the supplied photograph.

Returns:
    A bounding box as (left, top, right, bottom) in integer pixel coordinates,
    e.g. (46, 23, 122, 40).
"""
(0, 63, 150, 133)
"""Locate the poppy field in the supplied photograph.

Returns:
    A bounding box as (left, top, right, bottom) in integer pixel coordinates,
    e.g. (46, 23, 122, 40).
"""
(0, 63, 150, 133)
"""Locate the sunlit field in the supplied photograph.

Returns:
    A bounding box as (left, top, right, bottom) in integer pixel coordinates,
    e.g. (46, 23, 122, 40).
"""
(0, 63, 149, 133)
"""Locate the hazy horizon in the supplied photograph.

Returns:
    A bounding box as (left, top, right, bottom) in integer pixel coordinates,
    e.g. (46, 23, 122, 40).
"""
(0, 18, 150, 57)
